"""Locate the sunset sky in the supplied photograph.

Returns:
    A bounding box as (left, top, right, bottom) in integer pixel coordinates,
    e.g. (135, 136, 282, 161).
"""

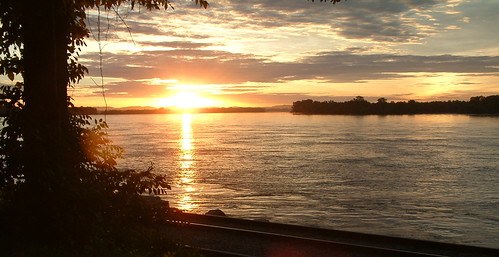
(11, 0, 499, 108)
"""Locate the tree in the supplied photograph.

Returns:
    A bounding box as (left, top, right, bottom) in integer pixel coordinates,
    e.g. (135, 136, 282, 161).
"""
(377, 97, 387, 104)
(352, 96, 366, 102)
(0, 1, 187, 254)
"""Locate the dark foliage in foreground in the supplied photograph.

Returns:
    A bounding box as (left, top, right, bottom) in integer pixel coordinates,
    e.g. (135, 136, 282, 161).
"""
(292, 95, 499, 115)
(0, 86, 197, 257)
(0, 0, 199, 254)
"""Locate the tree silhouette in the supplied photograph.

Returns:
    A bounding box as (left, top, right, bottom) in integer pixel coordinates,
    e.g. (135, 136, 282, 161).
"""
(0, 1, 196, 255)
(0, 1, 196, 197)
(377, 98, 387, 104)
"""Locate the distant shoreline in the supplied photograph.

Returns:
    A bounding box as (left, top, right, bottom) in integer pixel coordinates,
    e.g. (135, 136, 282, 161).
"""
(58, 95, 499, 116)
(69, 106, 292, 115)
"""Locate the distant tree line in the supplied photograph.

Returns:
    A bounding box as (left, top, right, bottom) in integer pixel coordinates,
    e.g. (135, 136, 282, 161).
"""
(67, 106, 267, 115)
(292, 95, 499, 115)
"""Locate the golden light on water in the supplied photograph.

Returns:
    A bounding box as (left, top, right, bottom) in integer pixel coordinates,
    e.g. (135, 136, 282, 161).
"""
(176, 113, 199, 212)
(177, 194, 196, 212)
(182, 114, 193, 144)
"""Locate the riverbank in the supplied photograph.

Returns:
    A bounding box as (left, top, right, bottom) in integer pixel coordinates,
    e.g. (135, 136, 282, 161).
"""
(164, 212, 499, 257)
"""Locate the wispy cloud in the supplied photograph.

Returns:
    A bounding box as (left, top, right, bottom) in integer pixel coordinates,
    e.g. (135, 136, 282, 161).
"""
(82, 49, 499, 85)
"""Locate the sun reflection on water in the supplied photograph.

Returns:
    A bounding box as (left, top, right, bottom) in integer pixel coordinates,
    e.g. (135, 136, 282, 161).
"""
(176, 113, 199, 212)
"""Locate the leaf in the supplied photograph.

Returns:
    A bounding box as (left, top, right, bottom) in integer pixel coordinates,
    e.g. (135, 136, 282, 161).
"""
(8, 72, 14, 81)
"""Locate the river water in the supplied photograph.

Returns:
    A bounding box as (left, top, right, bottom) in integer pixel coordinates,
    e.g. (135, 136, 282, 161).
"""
(102, 113, 499, 248)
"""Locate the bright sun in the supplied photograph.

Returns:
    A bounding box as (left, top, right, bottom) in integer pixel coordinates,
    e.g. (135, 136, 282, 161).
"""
(159, 91, 216, 109)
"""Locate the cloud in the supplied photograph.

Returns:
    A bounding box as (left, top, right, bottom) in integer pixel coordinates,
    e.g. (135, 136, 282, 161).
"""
(82, 48, 499, 85)
(139, 41, 214, 49)
(95, 80, 167, 98)
(85, 0, 495, 49)
(299, 52, 499, 81)
(81, 0, 447, 44)
(189, 0, 447, 43)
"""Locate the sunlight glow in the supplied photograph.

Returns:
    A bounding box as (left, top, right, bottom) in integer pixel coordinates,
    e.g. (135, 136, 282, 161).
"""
(159, 91, 217, 109)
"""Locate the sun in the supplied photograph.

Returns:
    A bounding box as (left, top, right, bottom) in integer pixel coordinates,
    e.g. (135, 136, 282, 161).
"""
(158, 91, 216, 109)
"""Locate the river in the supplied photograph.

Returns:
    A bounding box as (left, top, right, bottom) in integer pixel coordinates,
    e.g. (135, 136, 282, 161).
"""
(102, 113, 499, 248)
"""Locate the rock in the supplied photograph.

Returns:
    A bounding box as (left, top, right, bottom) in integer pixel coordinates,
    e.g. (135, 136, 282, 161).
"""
(205, 209, 226, 216)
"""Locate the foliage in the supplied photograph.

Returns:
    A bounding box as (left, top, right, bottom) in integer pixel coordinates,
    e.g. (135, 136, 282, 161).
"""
(292, 95, 499, 115)
(0, 84, 24, 195)
(0, 84, 184, 256)
(0, 1, 210, 256)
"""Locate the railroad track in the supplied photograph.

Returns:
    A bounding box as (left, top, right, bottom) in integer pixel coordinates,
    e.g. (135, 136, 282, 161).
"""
(163, 213, 498, 257)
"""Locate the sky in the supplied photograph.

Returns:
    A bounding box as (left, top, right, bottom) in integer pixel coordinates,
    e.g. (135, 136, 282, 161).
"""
(12, 0, 499, 108)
